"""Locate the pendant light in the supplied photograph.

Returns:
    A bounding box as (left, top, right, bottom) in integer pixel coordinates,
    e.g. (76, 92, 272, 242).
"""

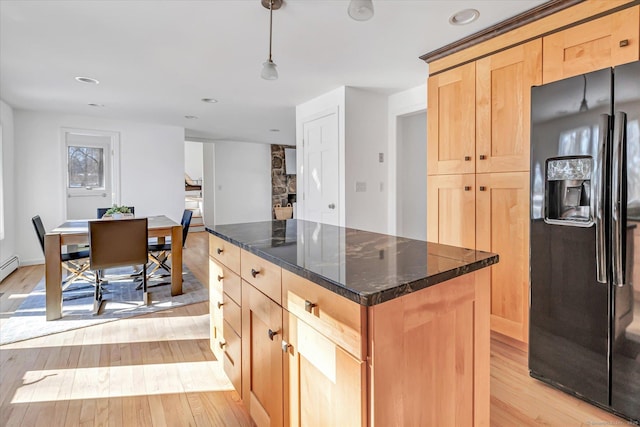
(261, 0, 282, 80)
(348, 0, 374, 21)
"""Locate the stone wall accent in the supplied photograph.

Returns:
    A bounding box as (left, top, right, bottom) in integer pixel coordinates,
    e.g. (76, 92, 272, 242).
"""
(271, 145, 297, 218)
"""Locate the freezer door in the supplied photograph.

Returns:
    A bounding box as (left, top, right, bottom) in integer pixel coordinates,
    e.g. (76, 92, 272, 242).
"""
(611, 60, 640, 422)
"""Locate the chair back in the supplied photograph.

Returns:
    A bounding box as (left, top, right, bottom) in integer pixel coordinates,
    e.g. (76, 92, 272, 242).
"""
(181, 210, 193, 247)
(89, 218, 148, 270)
(97, 206, 135, 219)
(31, 215, 46, 254)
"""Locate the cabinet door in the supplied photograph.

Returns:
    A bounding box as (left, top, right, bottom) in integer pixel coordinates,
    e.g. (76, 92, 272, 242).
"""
(543, 6, 639, 84)
(209, 258, 224, 360)
(285, 311, 366, 427)
(476, 172, 530, 342)
(427, 174, 475, 249)
(427, 62, 476, 175)
(242, 281, 284, 427)
(476, 39, 542, 173)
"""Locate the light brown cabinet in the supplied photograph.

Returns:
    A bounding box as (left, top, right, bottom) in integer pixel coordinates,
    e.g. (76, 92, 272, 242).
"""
(427, 174, 476, 249)
(476, 39, 542, 173)
(427, 39, 541, 343)
(542, 5, 639, 84)
(476, 172, 530, 342)
(241, 280, 284, 427)
(427, 62, 476, 175)
(209, 235, 242, 394)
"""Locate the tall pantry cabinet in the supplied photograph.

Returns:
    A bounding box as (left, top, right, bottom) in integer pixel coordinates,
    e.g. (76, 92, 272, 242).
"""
(427, 40, 542, 343)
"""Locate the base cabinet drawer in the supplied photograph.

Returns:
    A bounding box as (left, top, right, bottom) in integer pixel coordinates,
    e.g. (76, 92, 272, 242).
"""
(222, 322, 242, 396)
(209, 234, 241, 273)
(223, 293, 242, 336)
(241, 250, 282, 305)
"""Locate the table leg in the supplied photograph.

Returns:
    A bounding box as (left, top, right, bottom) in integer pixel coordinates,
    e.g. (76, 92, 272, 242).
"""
(44, 233, 63, 320)
(171, 224, 183, 296)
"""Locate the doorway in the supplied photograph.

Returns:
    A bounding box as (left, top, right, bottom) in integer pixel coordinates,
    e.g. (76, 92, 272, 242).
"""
(396, 111, 427, 240)
(63, 129, 120, 220)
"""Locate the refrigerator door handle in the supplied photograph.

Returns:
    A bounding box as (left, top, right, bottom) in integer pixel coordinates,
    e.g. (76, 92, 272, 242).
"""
(595, 114, 610, 284)
(611, 111, 627, 287)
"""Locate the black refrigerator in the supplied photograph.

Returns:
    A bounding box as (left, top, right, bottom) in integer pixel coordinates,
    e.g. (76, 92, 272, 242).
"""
(529, 60, 640, 422)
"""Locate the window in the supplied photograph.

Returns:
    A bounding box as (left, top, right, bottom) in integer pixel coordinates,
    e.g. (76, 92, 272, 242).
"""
(67, 145, 105, 189)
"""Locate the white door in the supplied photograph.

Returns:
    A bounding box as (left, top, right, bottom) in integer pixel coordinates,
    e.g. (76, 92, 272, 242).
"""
(64, 129, 119, 220)
(302, 109, 340, 226)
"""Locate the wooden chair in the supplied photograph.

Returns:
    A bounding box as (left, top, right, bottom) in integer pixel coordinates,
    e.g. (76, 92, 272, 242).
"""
(32, 215, 94, 290)
(145, 210, 192, 286)
(89, 217, 149, 315)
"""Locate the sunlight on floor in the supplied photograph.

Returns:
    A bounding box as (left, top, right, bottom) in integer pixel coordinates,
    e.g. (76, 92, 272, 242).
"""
(12, 361, 233, 404)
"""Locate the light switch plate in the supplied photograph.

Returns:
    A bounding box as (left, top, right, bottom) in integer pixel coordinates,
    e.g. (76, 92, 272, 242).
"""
(355, 181, 367, 192)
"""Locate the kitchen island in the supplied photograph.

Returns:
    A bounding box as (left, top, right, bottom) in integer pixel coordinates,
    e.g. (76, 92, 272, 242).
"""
(207, 219, 498, 427)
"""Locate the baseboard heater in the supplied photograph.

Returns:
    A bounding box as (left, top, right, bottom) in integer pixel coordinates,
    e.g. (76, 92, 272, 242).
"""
(0, 256, 19, 283)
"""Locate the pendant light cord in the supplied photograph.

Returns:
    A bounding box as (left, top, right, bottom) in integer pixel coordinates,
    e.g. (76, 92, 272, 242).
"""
(268, 0, 274, 62)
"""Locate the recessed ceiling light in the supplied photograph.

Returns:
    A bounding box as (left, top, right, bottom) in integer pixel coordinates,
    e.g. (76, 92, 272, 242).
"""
(88, 103, 104, 107)
(269, 129, 280, 132)
(449, 9, 480, 25)
(185, 115, 199, 120)
(201, 98, 218, 103)
(75, 76, 100, 84)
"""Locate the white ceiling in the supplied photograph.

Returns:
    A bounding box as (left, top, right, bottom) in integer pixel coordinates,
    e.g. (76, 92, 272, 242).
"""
(0, 0, 547, 145)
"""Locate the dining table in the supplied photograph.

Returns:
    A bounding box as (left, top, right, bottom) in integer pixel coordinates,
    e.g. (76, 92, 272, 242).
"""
(44, 215, 183, 320)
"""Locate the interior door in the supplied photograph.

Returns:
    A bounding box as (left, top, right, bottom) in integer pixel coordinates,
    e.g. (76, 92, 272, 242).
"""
(302, 109, 340, 226)
(64, 130, 118, 220)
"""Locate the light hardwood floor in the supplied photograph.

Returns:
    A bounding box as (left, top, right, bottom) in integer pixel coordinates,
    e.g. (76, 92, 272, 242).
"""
(0, 232, 626, 426)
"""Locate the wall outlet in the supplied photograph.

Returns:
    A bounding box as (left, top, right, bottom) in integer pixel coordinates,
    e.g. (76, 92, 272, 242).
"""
(355, 181, 367, 192)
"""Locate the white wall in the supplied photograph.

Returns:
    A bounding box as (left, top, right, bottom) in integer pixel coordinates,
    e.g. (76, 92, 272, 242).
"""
(345, 87, 388, 234)
(14, 110, 185, 265)
(397, 112, 427, 240)
(0, 100, 16, 268)
(213, 141, 271, 225)
(184, 141, 204, 181)
(387, 84, 427, 235)
(202, 142, 215, 226)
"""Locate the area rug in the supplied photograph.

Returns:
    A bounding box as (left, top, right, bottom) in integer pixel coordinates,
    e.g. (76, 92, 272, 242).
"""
(0, 267, 208, 345)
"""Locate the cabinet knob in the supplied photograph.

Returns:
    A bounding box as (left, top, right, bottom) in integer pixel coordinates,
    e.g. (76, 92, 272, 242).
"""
(479, 186, 487, 191)
(217, 274, 223, 282)
(219, 341, 226, 349)
(217, 301, 224, 309)
(464, 186, 471, 191)
(281, 340, 291, 353)
(464, 156, 471, 161)
(328, 203, 336, 209)
(251, 268, 260, 278)
(620, 39, 629, 47)
(479, 154, 487, 160)
(268, 329, 278, 341)
(216, 248, 223, 255)
(304, 300, 317, 313)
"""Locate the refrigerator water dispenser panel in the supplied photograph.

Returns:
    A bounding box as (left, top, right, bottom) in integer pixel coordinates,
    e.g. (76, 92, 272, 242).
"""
(545, 156, 593, 226)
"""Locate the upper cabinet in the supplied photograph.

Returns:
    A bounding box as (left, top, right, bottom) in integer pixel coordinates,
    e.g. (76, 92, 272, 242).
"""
(476, 39, 542, 173)
(427, 62, 476, 175)
(543, 5, 640, 84)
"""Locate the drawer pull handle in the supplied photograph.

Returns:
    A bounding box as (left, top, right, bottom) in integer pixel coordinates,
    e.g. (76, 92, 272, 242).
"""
(464, 186, 471, 191)
(219, 341, 226, 349)
(479, 154, 487, 160)
(620, 39, 629, 47)
(268, 329, 278, 341)
(479, 186, 487, 191)
(304, 300, 317, 313)
(251, 268, 260, 278)
(217, 301, 224, 309)
(464, 156, 471, 161)
(281, 340, 291, 353)
(217, 274, 223, 282)
(216, 248, 223, 255)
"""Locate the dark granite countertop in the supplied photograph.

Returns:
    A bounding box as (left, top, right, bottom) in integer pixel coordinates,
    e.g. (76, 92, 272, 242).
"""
(206, 219, 498, 306)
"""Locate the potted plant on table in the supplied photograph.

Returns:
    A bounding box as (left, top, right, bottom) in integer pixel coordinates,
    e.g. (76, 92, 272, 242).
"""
(103, 205, 133, 219)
